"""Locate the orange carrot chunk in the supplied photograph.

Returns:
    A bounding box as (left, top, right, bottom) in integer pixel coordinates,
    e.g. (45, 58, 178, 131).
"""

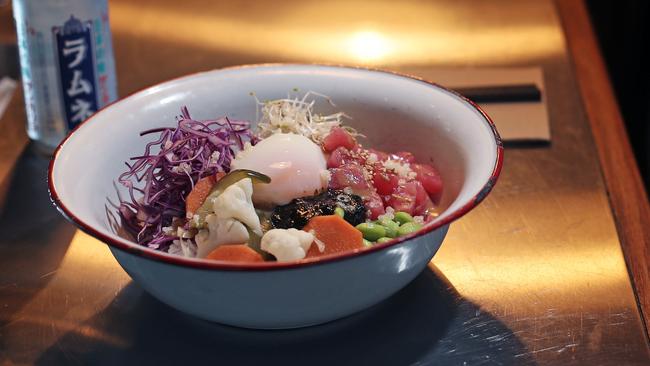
(185, 172, 228, 216)
(185, 175, 216, 216)
(214, 171, 226, 181)
(304, 215, 364, 258)
(206, 245, 264, 263)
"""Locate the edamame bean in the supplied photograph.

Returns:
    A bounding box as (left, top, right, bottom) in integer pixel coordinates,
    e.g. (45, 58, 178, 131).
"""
(394, 211, 414, 225)
(363, 238, 373, 247)
(397, 222, 422, 236)
(355, 222, 386, 241)
(376, 237, 393, 244)
(334, 206, 345, 218)
(377, 219, 399, 238)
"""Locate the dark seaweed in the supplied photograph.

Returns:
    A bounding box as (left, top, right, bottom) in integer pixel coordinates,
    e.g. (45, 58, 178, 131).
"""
(271, 189, 366, 229)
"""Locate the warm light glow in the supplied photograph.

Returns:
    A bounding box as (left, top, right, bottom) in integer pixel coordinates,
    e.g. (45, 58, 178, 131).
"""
(346, 31, 392, 62)
(108, 1, 564, 65)
(2, 231, 131, 354)
(432, 232, 632, 308)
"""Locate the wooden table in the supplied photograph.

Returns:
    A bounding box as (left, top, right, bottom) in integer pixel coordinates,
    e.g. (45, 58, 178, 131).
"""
(0, 0, 648, 364)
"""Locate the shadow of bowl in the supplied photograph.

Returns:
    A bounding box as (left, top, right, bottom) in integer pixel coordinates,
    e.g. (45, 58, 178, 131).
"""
(36, 265, 534, 365)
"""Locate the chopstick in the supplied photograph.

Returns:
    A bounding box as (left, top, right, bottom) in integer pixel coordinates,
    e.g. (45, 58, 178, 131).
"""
(453, 83, 542, 103)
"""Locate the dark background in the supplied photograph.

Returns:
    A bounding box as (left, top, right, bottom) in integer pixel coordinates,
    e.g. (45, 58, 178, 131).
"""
(586, 1, 650, 194)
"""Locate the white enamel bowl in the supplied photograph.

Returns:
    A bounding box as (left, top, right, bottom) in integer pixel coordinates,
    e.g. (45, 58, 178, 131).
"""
(49, 64, 503, 329)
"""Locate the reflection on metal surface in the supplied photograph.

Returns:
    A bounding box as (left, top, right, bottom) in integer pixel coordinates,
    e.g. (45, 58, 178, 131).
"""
(62, 230, 123, 269)
(3, 230, 131, 356)
(5, 316, 128, 348)
(108, 0, 564, 66)
(435, 239, 628, 300)
(0, 147, 133, 363)
(346, 30, 392, 62)
(434, 182, 637, 307)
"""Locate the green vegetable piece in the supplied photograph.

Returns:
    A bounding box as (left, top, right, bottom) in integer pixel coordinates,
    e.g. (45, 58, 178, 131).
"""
(355, 222, 386, 241)
(394, 211, 414, 225)
(376, 237, 393, 244)
(377, 219, 399, 238)
(193, 169, 271, 228)
(334, 206, 345, 218)
(362, 238, 373, 247)
(397, 222, 422, 236)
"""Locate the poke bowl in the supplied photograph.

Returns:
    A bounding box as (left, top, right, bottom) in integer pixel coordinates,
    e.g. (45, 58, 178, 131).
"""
(48, 64, 502, 329)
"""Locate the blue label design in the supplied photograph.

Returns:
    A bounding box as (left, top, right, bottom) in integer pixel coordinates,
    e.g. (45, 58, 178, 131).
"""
(53, 15, 98, 130)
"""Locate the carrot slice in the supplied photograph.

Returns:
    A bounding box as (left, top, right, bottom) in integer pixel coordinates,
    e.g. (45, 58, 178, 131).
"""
(205, 245, 264, 263)
(185, 172, 226, 216)
(185, 175, 216, 216)
(214, 171, 226, 181)
(304, 215, 364, 258)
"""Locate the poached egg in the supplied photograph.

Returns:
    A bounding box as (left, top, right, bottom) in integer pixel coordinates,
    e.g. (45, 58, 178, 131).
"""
(231, 133, 329, 207)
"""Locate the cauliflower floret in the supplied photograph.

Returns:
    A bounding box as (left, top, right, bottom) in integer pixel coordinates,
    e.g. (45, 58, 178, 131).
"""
(195, 215, 250, 258)
(212, 178, 262, 236)
(192, 178, 263, 258)
(260, 228, 314, 262)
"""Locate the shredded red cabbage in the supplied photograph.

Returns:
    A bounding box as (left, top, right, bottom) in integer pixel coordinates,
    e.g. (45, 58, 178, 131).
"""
(117, 106, 257, 250)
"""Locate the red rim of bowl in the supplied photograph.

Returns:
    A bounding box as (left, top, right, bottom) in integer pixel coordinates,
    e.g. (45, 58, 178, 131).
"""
(47, 63, 504, 271)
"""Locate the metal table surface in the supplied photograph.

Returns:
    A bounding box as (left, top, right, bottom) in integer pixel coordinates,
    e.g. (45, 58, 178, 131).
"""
(1, 0, 649, 365)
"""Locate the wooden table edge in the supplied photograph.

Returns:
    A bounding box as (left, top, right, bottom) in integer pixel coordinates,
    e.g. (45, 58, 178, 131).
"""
(555, 0, 650, 340)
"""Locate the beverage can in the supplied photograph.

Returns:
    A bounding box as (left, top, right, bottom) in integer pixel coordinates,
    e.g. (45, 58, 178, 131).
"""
(12, 0, 117, 152)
